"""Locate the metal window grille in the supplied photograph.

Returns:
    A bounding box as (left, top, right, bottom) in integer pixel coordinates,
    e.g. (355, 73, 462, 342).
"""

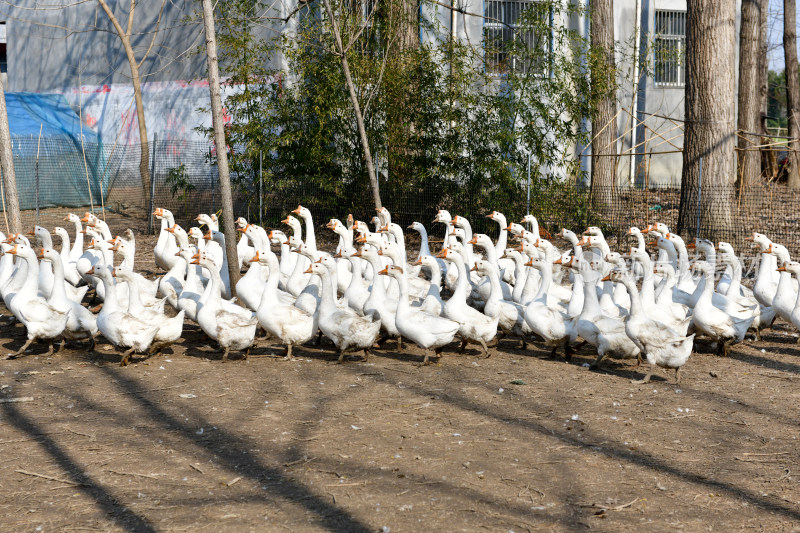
(653, 10, 686, 87)
(484, 0, 548, 76)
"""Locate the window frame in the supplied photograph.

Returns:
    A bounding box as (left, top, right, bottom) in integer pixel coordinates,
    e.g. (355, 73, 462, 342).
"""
(483, 0, 552, 78)
(653, 9, 686, 88)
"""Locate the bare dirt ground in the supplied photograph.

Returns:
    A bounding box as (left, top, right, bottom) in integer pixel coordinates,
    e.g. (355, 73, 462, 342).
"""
(1, 212, 800, 532)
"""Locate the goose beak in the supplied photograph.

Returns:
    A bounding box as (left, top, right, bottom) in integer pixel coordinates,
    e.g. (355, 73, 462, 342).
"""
(86, 266, 94, 274)
(63, 215, 71, 221)
(247, 251, 260, 263)
(175, 250, 183, 256)
(111, 268, 117, 278)
(165, 226, 176, 233)
(292, 206, 303, 215)
(777, 265, 786, 271)
(435, 249, 448, 259)
(470, 263, 478, 272)
(744, 234, 754, 241)
(236, 227, 246, 233)
(601, 274, 611, 282)
(334, 250, 343, 259)
(189, 258, 199, 265)
(37, 249, 44, 259)
(26, 229, 35, 236)
(486, 213, 494, 219)
(377, 249, 384, 256)
(378, 266, 389, 275)
(686, 242, 695, 249)
(356, 235, 366, 244)
(576, 237, 589, 246)
(353, 249, 363, 258)
(468, 236, 478, 245)
(553, 257, 563, 265)
(304, 266, 313, 274)
(647, 240, 658, 247)
(504, 225, 514, 231)
(414, 257, 423, 265)
(203, 233, 212, 241)
(281, 217, 292, 225)
(524, 258, 533, 267)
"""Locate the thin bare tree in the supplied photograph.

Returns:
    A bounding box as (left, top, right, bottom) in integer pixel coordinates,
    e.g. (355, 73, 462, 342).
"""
(321, 0, 382, 210)
(678, 0, 736, 242)
(96, 0, 168, 212)
(590, 0, 617, 214)
(0, 72, 20, 233)
(784, 0, 800, 187)
(737, 0, 765, 191)
(200, 0, 240, 295)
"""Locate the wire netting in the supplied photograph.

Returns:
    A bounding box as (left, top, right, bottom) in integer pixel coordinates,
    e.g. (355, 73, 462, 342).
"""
(4, 137, 800, 272)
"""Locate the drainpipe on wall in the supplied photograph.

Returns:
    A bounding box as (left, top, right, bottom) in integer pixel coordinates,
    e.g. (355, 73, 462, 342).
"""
(629, 0, 642, 186)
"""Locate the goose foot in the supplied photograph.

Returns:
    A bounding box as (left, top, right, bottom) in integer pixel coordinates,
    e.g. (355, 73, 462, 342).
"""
(44, 344, 55, 357)
(55, 339, 65, 354)
(86, 336, 96, 353)
(589, 353, 605, 370)
(336, 350, 346, 364)
(632, 373, 653, 384)
(363, 349, 371, 362)
(549, 346, 558, 359)
(519, 338, 527, 350)
(243, 347, 251, 360)
(7, 338, 35, 359)
(282, 344, 293, 360)
(458, 339, 468, 353)
(221, 348, 230, 363)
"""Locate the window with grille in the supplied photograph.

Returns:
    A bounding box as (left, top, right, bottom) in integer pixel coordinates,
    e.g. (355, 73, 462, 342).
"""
(653, 10, 685, 87)
(484, 0, 549, 76)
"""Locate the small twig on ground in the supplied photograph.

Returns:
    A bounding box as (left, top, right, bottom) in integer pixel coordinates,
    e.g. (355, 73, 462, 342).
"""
(326, 481, 366, 487)
(0, 397, 34, 403)
(106, 470, 161, 479)
(225, 476, 241, 487)
(15, 469, 79, 485)
(65, 428, 95, 440)
(284, 457, 316, 468)
(189, 463, 205, 474)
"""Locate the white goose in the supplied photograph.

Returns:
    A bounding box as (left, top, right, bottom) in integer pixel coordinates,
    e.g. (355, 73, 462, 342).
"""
(252, 250, 317, 360)
(381, 264, 459, 364)
(192, 253, 257, 362)
(153, 208, 180, 271)
(305, 262, 381, 362)
(4, 243, 70, 358)
(91, 265, 158, 366)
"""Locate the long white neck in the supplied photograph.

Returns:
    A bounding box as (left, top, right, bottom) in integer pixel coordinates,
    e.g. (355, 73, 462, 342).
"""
(620, 277, 644, 318)
(302, 215, 316, 251)
(581, 275, 601, 317)
(47, 255, 68, 308)
(494, 217, 508, 256)
(71, 221, 84, 257)
(533, 265, 552, 302)
(416, 226, 431, 257)
(98, 272, 119, 314)
(449, 256, 469, 305)
(258, 254, 282, 313)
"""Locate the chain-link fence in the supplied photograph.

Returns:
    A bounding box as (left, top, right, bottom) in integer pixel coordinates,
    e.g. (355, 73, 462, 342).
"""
(4, 137, 800, 267)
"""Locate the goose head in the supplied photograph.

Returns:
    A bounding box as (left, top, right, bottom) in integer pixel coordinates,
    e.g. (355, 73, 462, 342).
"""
(268, 229, 288, 246)
(407, 221, 426, 235)
(433, 209, 452, 224)
(291, 205, 312, 221)
(486, 211, 507, 226)
(375, 206, 391, 226)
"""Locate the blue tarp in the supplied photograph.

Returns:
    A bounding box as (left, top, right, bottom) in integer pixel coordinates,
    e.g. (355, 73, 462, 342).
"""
(5, 92, 107, 211)
(7, 92, 101, 142)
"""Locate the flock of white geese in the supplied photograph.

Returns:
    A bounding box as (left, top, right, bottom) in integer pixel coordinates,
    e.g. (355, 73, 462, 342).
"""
(0, 206, 793, 383)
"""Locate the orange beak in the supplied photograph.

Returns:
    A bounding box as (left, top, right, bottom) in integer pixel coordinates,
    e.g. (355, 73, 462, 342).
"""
(686, 241, 696, 249)
(292, 205, 303, 215)
(524, 258, 533, 267)
(249, 251, 261, 263)
(86, 266, 95, 274)
(777, 265, 786, 271)
(553, 257, 563, 265)
(37, 249, 44, 260)
(468, 236, 478, 245)
(744, 234, 754, 241)
(505, 225, 514, 231)
(26, 229, 35, 236)
(378, 266, 389, 275)
(470, 263, 478, 272)
(203, 233, 212, 241)
(414, 257, 423, 266)
(601, 274, 611, 282)
(304, 266, 313, 274)
(356, 235, 367, 244)
(63, 215, 71, 221)
(436, 249, 448, 259)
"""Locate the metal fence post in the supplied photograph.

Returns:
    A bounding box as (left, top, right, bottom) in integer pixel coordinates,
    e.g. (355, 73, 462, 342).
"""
(148, 133, 157, 234)
(259, 150, 263, 227)
(526, 151, 531, 217)
(695, 156, 703, 239)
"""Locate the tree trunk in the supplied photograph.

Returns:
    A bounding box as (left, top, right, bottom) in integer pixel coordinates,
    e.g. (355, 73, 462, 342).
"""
(737, 0, 763, 191)
(590, 0, 617, 214)
(784, 0, 800, 187)
(97, 0, 152, 211)
(322, 0, 382, 209)
(0, 70, 21, 234)
(201, 0, 240, 295)
(678, 0, 736, 243)
(758, 0, 776, 180)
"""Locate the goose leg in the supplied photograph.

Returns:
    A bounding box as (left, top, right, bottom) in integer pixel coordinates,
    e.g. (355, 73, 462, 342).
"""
(480, 340, 490, 358)
(120, 347, 136, 366)
(221, 348, 230, 363)
(337, 350, 346, 363)
(674, 367, 682, 384)
(519, 338, 527, 350)
(458, 338, 468, 353)
(563, 340, 573, 362)
(283, 344, 293, 360)
(243, 347, 251, 360)
(397, 336, 402, 350)
(87, 336, 96, 353)
(44, 344, 55, 356)
(7, 338, 35, 359)
(422, 350, 430, 365)
(55, 339, 65, 353)
(549, 346, 558, 359)
(589, 353, 605, 370)
(363, 349, 371, 362)
(314, 331, 323, 346)
(632, 364, 654, 384)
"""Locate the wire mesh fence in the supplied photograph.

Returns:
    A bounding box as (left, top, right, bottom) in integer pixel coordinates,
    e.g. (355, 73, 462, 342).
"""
(4, 137, 800, 271)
